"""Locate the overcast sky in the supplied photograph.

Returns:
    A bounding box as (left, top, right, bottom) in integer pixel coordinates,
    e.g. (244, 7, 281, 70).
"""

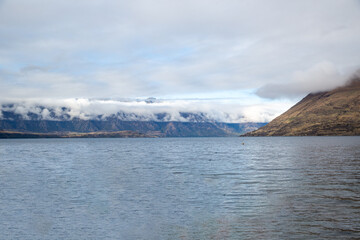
(0, 0, 359, 121)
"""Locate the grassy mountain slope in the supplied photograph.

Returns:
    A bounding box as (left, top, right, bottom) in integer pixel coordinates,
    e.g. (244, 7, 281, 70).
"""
(244, 77, 360, 136)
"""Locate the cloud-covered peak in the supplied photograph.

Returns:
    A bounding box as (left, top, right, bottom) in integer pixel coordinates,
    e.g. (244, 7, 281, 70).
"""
(256, 62, 354, 99)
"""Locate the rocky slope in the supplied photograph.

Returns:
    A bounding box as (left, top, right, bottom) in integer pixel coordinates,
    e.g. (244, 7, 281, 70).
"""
(244, 76, 360, 136)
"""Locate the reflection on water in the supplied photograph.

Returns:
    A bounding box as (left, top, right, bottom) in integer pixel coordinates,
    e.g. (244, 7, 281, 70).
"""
(0, 137, 359, 239)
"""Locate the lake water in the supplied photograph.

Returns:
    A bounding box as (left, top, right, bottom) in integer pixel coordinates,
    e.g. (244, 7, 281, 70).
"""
(0, 137, 359, 239)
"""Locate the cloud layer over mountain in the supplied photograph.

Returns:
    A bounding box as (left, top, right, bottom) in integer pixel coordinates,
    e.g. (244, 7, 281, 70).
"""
(0, 98, 293, 123)
(256, 62, 351, 99)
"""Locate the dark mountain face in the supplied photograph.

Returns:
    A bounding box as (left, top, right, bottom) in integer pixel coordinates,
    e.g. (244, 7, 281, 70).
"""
(0, 108, 266, 137)
(244, 76, 360, 136)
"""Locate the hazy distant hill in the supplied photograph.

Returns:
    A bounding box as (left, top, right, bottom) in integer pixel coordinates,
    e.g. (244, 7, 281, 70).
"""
(0, 110, 266, 137)
(244, 76, 360, 136)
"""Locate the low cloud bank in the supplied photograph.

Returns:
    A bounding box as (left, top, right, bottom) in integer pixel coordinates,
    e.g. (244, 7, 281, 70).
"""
(0, 98, 292, 123)
(256, 62, 356, 99)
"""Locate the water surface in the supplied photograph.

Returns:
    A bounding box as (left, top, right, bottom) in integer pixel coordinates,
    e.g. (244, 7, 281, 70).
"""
(0, 137, 359, 239)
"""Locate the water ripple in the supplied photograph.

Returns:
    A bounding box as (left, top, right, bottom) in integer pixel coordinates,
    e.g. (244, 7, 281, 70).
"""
(0, 136, 359, 239)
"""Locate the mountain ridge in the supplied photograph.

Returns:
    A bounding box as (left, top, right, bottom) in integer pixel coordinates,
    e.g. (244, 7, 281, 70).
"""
(0, 109, 266, 137)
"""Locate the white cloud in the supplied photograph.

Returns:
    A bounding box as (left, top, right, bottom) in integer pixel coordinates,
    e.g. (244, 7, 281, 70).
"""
(0, 0, 359, 101)
(256, 61, 351, 99)
(0, 98, 293, 123)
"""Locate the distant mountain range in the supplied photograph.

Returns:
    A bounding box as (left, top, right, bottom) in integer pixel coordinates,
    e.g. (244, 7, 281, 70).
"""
(0, 109, 266, 137)
(244, 74, 360, 136)
(0, 130, 149, 138)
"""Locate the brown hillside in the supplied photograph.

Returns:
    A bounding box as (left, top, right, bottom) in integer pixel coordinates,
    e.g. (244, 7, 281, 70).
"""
(244, 77, 360, 136)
